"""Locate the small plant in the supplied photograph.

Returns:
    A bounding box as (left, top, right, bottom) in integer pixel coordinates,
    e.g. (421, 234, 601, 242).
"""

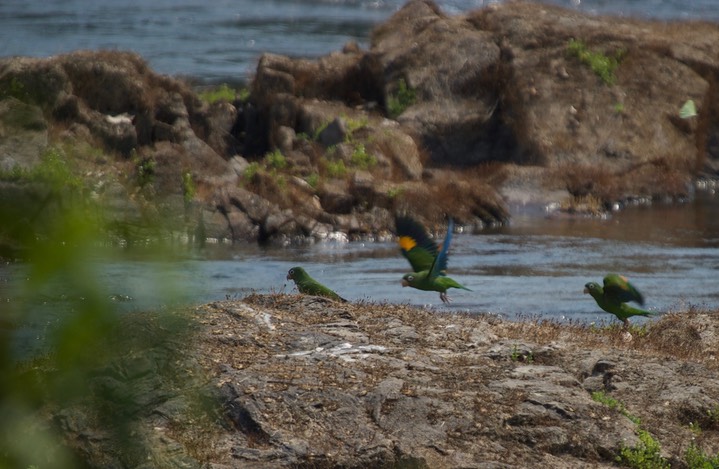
(350, 144, 376, 170)
(182, 171, 196, 205)
(237, 87, 250, 103)
(510, 344, 520, 361)
(618, 429, 670, 469)
(688, 421, 702, 437)
(242, 162, 261, 184)
(684, 442, 719, 468)
(136, 156, 156, 188)
(325, 159, 347, 178)
(264, 149, 287, 170)
(387, 186, 404, 200)
(313, 120, 331, 141)
(591, 391, 641, 425)
(0, 76, 29, 101)
(387, 78, 417, 119)
(614, 102, 625, 114)
(707, 406, 719, 426)
(510, 344, 533, 363)
(198, 84, 236, 104)
(567, 39, 624, 86)
(344, 115, 369, 141)
(305, 173, 319, 189)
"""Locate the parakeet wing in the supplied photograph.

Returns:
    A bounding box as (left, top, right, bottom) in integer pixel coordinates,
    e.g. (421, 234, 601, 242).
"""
(395, 215, 439, 273)
(603, 273, 644, 305)
(429, 218, 454, 279)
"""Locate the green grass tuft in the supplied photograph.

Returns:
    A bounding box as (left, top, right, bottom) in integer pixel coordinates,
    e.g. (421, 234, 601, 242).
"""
(618, 429, 670, 469)
(567, 39, 624, 86)
(387, 78, 416, 119)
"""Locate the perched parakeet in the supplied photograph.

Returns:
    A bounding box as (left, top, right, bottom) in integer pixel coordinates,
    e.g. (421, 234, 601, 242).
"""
(584, 273, 653, 326)
(286, 266, 347, 302)
(395, 215, 471, 304)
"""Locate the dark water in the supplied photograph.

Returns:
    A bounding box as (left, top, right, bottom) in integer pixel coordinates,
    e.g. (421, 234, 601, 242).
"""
(1, 0, 717, 83)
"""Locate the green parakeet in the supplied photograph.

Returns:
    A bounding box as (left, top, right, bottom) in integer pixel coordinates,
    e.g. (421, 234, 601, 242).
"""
(395, 215, 471, 304)
(584, 273, 653, 326)
(287, 266, 347, 302)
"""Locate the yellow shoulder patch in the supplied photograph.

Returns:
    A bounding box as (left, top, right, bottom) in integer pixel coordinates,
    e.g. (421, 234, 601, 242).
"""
(398, 236, 417, 252)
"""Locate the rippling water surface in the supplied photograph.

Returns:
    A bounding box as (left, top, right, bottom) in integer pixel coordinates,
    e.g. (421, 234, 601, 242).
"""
(3, 192, 719, 358)
(1, 0, 718, 82)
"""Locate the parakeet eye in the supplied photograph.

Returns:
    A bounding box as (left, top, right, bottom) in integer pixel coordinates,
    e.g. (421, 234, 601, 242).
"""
(407, 275, 414, 281)
(289, 269, 294, 275)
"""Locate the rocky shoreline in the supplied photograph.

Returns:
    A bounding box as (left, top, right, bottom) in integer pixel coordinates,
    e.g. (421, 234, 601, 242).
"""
(2, 0, 718, 248)
(51, 294, 719, 468)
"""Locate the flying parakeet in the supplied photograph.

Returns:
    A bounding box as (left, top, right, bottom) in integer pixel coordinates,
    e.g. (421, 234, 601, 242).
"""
(395, 215, 471, 304)
(584, 273, 653, 326)
(287, 266, 347, 302)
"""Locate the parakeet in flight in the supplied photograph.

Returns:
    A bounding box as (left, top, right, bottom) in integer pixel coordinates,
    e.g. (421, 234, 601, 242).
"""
(287, 266, 347, 302)
(584, 273, 653, 327)
(395, 215, 471, 304)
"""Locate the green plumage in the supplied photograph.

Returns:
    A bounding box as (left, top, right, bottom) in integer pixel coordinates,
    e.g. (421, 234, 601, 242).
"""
(584, 273, 653, 326)
(287, 266, 347, 302)
(395, 215, 470, 304)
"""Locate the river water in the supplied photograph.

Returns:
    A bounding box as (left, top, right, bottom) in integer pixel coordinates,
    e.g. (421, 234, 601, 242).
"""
(3, 190, 719, 358)
(1, 0, 718, 83)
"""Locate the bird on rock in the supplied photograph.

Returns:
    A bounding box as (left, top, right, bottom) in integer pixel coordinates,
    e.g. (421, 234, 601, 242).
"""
(584, 273, 653, 327)
(395, 214, 471, 304)
(286, 266, 347, 302)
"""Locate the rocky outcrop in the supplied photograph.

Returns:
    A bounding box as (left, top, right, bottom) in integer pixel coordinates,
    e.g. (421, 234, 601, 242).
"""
(51, 295, 719, 468)
(2, 1, 719, 246)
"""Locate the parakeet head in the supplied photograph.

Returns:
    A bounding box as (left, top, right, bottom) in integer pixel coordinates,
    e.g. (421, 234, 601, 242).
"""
(287, 266, 307, 281)
(584, 282, 602, 298)
(401, 273, 415, 287)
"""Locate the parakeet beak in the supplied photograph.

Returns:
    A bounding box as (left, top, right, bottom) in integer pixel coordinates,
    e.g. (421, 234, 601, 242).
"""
(401, 279, 409, 287)
(583, 287, 589, 294)
(286, 274, 292, 280)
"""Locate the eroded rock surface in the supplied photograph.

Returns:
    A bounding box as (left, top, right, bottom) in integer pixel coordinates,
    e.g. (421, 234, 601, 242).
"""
(55, 295, 719, 468)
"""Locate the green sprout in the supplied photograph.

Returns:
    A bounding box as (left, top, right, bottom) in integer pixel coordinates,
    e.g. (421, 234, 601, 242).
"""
(387, 78, 417, 119)
(567, 39, 624, 86)
(618, 429, 669, 469)
(264, 149, 287, 170)
(325, 159, 347, 178)
(197, 84, 236, 104)
(350, 144, 376, 170)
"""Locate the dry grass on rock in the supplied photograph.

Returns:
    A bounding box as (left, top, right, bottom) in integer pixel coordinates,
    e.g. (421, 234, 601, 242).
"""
(176, 294, 719, 468)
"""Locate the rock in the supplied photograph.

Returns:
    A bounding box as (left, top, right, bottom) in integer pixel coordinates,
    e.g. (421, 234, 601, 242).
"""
(0, 98, 48, 171)
(317, 117, 347, 147)
(370, 126, 424, 180)
(3, 0, 719, 244)
(317, 179, 354, 214)
(373, 0, 504, 165)
(48, 295, 719, 468)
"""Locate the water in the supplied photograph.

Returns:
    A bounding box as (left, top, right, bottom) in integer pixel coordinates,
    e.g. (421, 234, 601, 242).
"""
(3, 191, 719, 359)
(1, 0, 718, 83)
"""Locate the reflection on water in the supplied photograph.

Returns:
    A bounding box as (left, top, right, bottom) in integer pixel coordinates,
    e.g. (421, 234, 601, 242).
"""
(2, 191, 719, 358)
